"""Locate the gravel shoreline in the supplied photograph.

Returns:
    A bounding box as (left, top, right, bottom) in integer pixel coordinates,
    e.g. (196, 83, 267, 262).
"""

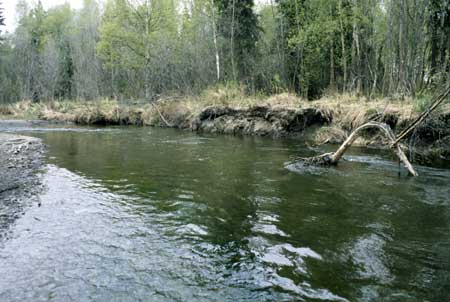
(0, 133, 45, 240)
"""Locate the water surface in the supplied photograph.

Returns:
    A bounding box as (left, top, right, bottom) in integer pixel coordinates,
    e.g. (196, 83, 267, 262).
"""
(1, 123, 449, 301)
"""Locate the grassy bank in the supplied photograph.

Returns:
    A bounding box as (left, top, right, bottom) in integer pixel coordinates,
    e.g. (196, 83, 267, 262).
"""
(0, 87, 304, 124)
(1, 87, 449, 164)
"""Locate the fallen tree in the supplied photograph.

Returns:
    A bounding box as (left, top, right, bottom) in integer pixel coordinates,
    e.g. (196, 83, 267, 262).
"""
(300, 85, 450, 176)
(299, 121, 418, 176)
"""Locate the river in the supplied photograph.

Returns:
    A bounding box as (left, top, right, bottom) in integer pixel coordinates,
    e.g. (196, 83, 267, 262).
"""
(0, 122, 449, 301)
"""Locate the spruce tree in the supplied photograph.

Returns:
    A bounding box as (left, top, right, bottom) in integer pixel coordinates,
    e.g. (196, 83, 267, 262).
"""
(215, 0, 260, 83)
(0, 2, 5, 34)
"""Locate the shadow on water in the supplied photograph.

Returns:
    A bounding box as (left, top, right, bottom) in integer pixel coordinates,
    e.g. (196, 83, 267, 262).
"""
(1, 123, 450, 301)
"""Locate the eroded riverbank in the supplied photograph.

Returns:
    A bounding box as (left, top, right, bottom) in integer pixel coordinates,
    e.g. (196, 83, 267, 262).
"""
(3, 94, 450, 166)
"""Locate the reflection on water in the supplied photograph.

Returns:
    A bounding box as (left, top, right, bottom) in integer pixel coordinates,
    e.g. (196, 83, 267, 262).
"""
(1, 124, 450, 301)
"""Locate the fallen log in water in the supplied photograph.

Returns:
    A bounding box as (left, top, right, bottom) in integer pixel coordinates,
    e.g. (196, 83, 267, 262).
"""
(299, 85, 450, 176)
(299, 121, 419, 176)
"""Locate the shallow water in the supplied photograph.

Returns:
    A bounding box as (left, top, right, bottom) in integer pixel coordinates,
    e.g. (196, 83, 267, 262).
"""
(1, 123, 450, 301)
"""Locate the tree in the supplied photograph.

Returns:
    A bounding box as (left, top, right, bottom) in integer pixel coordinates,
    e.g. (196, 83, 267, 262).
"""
(1, 0, 448, 102)
(427, 0, 450, 87)
(43, 4, 74, 99)
(25, 0, 46, 102)
(176, 0, 219, 92)
(0, 2, 5, 34)
(12, 1, 76, 101)
(278, 0, 343, 98)
(215, 0, 260, 85)
(254, 4, 288, 93)
(70, 0, 102, 100)
(98, 0, 180, 98)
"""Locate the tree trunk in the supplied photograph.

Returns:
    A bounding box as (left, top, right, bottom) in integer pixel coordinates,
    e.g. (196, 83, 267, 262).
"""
(300, 122, 418, 176)
(339, 0, 348, 92)
(330, 122, 417, 177)
(230, 0, 237, 83)
(330, 43, 335, 90)
(351, 1, 362, 96)
(211, 2, 220, 81)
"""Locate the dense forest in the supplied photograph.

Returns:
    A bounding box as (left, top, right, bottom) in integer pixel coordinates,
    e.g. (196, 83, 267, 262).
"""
(0, 0, 449, 104)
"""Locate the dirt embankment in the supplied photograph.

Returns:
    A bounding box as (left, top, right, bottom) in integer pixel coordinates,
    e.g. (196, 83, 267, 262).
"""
(0, 133, 45, 239)
(185, 103, 450, 164)
(2, 93, 449, 165)
(190, 106, 328, 137)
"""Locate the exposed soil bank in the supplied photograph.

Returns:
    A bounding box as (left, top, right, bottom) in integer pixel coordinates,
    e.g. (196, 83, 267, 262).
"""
(191, 106, 328, 137)
(0, 133, 45, 239)
(190, 105, 449, 165)
(2, 92, 449, 165)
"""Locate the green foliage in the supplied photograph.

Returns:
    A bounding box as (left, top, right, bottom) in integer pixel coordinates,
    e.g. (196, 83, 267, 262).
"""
(0, 0, 448, 103)
(0, 41, 20, 103)
(254, 5, 287, 93)
(215, 0, 261, 82)
(413, 94, 434, 113)
(97, 0, 201, 97)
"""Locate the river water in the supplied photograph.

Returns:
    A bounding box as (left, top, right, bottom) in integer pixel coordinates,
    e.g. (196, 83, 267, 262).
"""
(1, 123, 449, 301)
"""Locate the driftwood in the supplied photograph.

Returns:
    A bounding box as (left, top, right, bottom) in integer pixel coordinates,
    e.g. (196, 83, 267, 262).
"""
(150, 102, 173, 127)
(300, 85, 450, 176)
(300, 121, 418, 176)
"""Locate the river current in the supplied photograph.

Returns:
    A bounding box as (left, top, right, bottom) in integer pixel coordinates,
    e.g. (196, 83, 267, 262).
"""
(1, 123, 449, 301)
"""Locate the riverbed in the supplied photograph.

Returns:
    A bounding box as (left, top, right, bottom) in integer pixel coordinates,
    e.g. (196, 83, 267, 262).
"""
(1, 121, 449, 301)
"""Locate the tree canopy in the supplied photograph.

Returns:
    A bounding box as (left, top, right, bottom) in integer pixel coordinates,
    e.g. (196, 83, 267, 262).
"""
(0, 0, 448, 103)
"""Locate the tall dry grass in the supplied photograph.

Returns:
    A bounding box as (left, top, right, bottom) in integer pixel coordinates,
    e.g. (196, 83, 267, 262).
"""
(2, 89, 448, 141)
